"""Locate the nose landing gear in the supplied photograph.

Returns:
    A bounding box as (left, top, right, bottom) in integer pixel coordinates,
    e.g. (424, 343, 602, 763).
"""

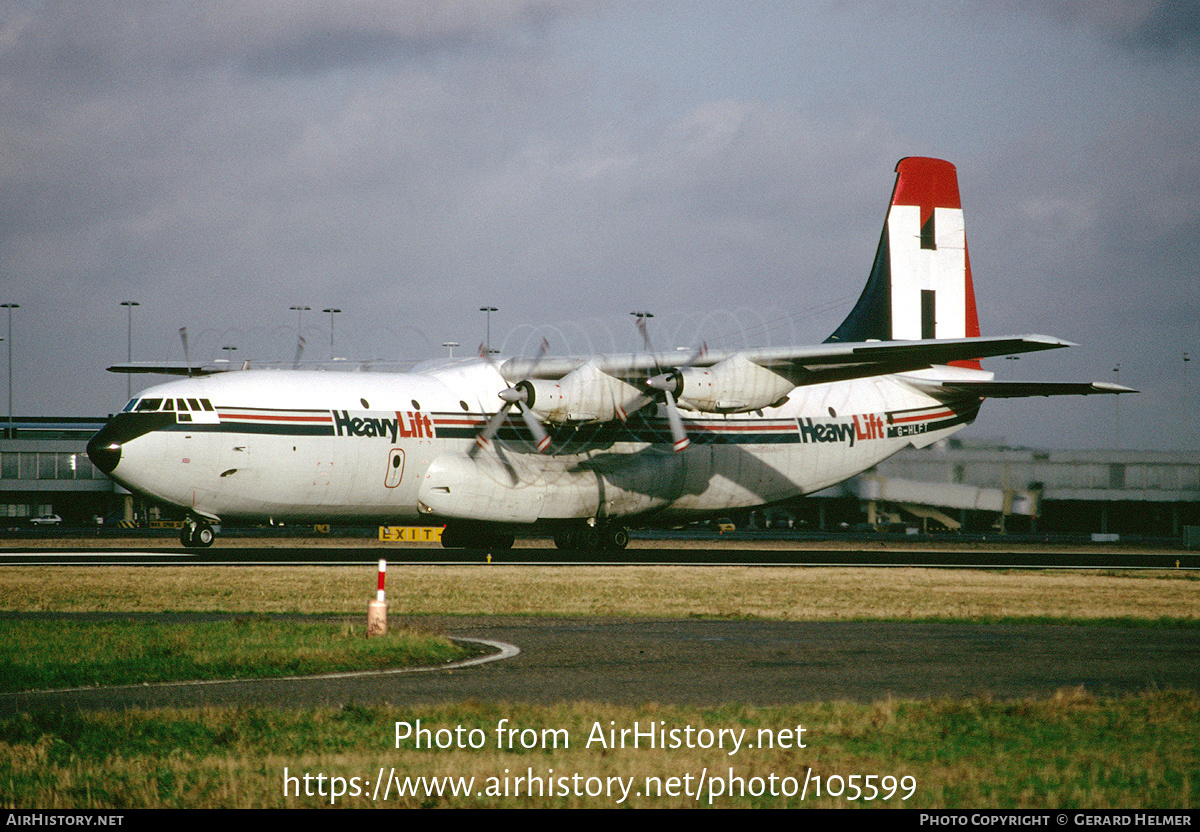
(180, 518, 216, 548)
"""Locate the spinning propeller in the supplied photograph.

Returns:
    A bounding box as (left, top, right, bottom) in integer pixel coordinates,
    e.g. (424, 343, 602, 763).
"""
(470, 338, 552, 457)
(634, 314, 706, 453)
(179, 328, 191, 376)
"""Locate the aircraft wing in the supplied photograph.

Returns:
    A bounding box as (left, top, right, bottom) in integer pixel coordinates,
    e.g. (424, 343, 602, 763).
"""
(920, 380, 1136, 397)
(501, 333, 1074, 386)
(106, 361, 236, 376)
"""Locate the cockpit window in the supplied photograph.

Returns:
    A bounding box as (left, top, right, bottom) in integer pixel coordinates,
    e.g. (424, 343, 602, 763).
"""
(187, 398, 202, 411)
(135, 399, 163, 412)
(200, 399, 214, 411)
(162, 399, 175, 411)
(122, 399, 138, 412)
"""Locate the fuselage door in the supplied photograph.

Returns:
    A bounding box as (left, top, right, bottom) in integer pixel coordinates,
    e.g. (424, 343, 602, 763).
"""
(385, 448, 405, 488)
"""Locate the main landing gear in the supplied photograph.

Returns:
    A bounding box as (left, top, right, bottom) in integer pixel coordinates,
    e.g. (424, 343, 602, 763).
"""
(439, 522, 515, 550)
(438, 520, 629, 551)
(180, 518, 216, 548)
(553, 522, 629, 551)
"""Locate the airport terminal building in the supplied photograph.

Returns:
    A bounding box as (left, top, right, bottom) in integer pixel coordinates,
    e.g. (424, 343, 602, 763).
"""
(2, 416, 1198, 539)
(0, 418, 111, 525)
(828, 439, 1200, 538)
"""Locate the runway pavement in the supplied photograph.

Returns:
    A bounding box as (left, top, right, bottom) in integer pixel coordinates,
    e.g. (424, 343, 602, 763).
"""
(2, 614, 1197, 713)
(1, 541, 1193, 568)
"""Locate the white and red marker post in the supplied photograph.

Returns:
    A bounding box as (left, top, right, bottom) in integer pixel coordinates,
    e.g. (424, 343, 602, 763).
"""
(367, 558, 387, 637)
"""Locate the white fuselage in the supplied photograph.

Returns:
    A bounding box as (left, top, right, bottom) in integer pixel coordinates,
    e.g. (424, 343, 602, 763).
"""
(98, 359, 979, 527)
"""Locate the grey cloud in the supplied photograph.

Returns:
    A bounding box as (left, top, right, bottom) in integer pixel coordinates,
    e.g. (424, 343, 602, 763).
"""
(0, 0, 590, 86)
(1122, 0, 1200, 52)
(238, 27, 481, 77)
(1009, 0, 1200, 55)
(2, 0, 1195, 452)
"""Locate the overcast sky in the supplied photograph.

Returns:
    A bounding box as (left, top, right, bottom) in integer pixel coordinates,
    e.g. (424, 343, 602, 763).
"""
(2, 0, 1198, 450)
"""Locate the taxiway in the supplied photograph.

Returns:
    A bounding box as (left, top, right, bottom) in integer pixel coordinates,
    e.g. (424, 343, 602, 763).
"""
(1, 613, 1196, 714)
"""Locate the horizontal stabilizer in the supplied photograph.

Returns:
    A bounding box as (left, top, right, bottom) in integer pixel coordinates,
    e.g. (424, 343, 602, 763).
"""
(930, 380, 1136, 398)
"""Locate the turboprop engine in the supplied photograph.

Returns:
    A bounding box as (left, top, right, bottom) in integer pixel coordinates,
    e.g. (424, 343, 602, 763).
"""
(515, 360, 651, 423)
(472, 354, 658, 456)
(648, 354, 795, 413)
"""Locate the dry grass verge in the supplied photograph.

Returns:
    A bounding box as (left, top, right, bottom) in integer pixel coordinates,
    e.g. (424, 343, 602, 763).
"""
(1, 565, 1196, 621)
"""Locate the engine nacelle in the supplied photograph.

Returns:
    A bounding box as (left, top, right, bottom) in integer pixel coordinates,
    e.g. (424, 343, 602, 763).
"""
(674, 354, 795, 413)
(520, 360, 649, 423)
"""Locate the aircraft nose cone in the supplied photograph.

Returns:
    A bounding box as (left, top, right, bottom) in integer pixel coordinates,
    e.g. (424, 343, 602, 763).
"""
(86, 431, 122, 475)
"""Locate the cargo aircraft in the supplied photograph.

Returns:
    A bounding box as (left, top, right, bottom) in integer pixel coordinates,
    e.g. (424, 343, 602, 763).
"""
(87, 158, 1131, 548)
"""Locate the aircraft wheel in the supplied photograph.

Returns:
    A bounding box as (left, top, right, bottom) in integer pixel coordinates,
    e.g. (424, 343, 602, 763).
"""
(181, 520, 216, 548)
(601, 525, 629, 551)
(194, 523, 215, 548)
(579, 526, 600, 550)
(442, 524, 513, 549)
(553, 528, 579, 550)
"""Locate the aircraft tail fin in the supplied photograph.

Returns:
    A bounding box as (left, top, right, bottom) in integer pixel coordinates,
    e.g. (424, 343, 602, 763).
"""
(827, 157, 981, 367)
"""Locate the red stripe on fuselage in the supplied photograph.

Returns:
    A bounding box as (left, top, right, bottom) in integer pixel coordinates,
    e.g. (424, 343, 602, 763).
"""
(890, 409, 957, 424)
(219, 412, 331, 422)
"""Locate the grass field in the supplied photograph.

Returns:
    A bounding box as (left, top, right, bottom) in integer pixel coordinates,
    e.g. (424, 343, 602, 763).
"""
(0, 617, 469, 692)
(2, 690, 1196, 808)
(1, 559, 1197, 809)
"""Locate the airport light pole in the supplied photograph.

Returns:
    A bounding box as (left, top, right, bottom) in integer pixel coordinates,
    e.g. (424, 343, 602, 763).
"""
(631, 311, 654, 352)
(289, 306, 310, 339)
(322, 308, 341, 360)
(1, 304, 16, 439)
(1112, 363, 1122, 449)
(480, 307, 498, 355)
(1185, 352, 1192, 451)
(120, 301, 139, 401)
(443, 342, 459, 358)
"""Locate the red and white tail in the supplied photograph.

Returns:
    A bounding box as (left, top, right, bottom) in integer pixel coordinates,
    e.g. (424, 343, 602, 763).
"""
(828, 157, 981, 364)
